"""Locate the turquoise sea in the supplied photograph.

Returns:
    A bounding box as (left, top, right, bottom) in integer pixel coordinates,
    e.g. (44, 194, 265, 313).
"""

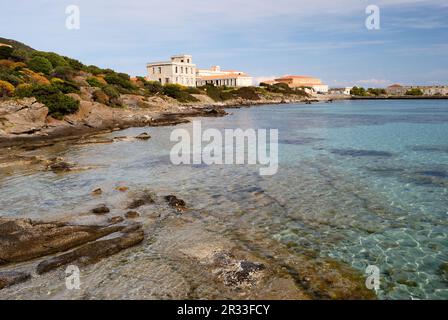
(0, 99, 447, 299)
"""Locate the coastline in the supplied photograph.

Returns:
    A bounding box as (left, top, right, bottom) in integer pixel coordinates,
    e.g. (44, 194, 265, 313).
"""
(0, 95, 318, 150)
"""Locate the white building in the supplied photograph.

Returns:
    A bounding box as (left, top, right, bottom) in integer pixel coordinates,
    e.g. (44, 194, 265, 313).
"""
(196, 66, 253, 87)
(147, 54, 196, 86)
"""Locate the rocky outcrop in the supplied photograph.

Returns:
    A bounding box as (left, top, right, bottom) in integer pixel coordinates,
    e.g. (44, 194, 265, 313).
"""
(135, 132, 151, 140)
(0, 98, 48, 135)
(0, 271, 31, 290)
(0, 217, 123, 265)
(164, 195, 186, 212)
(36, 224, 144, 274)
(127, 191, 154, 209)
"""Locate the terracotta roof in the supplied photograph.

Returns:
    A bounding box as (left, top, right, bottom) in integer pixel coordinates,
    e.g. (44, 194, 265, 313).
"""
(388, 84, 402, 88)
(197, 74, 250, 80)
(277, 75, 316, 80)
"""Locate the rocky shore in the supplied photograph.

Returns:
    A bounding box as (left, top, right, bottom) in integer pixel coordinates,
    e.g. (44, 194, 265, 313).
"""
(0, 92, 319, 149)
(0, 185, 375, 299)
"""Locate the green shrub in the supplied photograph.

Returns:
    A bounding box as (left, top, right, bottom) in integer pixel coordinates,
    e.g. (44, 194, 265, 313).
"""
(51, 65, 75, 81)
(367, 88, 386, 96)
(28, 56, 53, 75)
(184, 87, 202, 94)
(0, 46, 13, 60)
(104, 72, 136, 91)
(32, 51, 68, 69)
(86, 77, 104, 88)
(51, 78, 80, 94)
(234, 87, 260, 100)
(102, 85, 120, 99)
(14, 83, 79, 118)
(15, 83, 59, 98)
(84, 65, 104, 75)
(144, 80, 163, 94)
(64, 57, 84, 70)
(40, 93, 79, 119)
(406, 88, 423, 96)
(10, 48, 29, 62)
(200, 85, 228, 101)
(163, 84, 199, 102)
(0, 71, 22, 86)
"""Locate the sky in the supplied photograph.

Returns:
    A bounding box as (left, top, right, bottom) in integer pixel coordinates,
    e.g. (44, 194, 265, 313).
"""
(1, 0, 447, 87)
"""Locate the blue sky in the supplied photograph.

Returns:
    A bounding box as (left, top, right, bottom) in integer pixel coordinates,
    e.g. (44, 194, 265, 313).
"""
(1, 0, 447, 87)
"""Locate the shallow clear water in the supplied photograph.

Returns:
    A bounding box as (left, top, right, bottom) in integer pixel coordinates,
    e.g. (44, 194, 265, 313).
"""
(1, 100, 447, 299)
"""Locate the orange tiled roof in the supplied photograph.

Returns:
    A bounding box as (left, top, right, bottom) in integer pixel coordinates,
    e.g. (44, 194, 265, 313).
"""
(277, 75, 316, 80)
(198, 74, 249, 80)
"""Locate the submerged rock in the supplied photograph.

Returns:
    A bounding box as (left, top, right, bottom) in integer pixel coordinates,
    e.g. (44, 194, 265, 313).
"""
(0, 271, 31, 290)
(91, 205, 110, 215)
(164, 195, 186, 211)
(108, 216, 125, 225)
(135, 132, 151, 140)
(125, 211, 140, 219)
(438, 262, 448, 282)
(0, 218, 122, 265)
(36, 224, 144, 274)
(47, 160, 74, 173)
(127, 192, 154, 209)
(91, 188, 103, 196)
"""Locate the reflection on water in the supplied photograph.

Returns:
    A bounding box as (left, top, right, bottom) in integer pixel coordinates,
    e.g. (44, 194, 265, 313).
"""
(0, 99, 447, 299)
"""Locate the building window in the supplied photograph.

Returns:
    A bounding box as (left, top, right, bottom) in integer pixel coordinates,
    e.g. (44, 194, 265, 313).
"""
(175, 66, 178, 73)
(187, 59, 190, 63)
(158, 67, 162, 73)
(181, 67, 183, 74)
(165, 78, 170, 84)
(158, 78, 162, 83)
(153, 67, 155, 74)
(181, 59, 184, 63)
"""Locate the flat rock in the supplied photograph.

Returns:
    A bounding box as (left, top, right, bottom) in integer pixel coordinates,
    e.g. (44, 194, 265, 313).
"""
(0, 217, 123, 265)
(0, 271, 31, 290)
(36, 224, 144, 274)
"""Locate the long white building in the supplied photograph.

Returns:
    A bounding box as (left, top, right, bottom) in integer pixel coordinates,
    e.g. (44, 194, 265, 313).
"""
(146, 54, 196, 86)
(196, 66, 253, 87)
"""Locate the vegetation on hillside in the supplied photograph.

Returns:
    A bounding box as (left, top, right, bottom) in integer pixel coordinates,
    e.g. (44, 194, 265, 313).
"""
(0, 37, 311, 120)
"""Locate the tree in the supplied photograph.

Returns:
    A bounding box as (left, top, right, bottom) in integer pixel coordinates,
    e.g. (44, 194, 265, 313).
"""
(406, 88, 423, 96)
(28, 56, 53, 75)
(351, 86, 367, 96)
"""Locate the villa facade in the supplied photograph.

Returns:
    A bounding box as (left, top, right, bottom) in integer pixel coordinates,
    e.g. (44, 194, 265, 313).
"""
(196, 66, 253, 87)
(146, 54, 196, 86)
(266, 75, 329, 93)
